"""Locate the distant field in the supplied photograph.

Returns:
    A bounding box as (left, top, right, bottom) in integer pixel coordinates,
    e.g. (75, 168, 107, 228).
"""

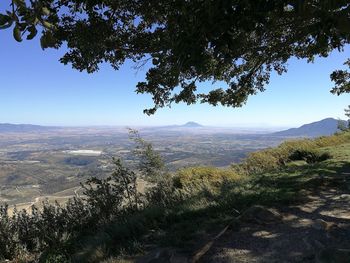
(0, 127, 287, 206)
(64, 149, 103, 156)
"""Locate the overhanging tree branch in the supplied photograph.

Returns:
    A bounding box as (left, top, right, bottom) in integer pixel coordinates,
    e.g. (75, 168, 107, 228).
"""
(1, 0, 349, 113)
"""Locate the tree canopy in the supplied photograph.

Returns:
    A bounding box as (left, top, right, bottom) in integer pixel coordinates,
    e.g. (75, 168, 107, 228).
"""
(1, 0, 350, 114)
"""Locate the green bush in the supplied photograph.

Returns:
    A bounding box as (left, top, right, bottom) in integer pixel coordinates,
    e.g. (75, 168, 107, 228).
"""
(0, 131, 170, 261)
(237, 150, 280, 174)
(174, 166, 242, 188)
(236, 132, 350, 175)
(313, 132, 350, 147)
(0, 205, 19, 260)
(289, 149, 332, 163)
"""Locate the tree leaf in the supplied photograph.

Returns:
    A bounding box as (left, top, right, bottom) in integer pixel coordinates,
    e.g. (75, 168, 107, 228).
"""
(26, 26, 37, 40)
(13, 24, 22, 42)
(12, 0, 25, 7)
(40, 34, 48, 49)
(0, 14, 12, 29)
(42, 21, 54, 29)
(0, 14, 11, 26)
(40, 31, 56, 49)
(42, 7, 50, 16)
(0, 22, 13, 30)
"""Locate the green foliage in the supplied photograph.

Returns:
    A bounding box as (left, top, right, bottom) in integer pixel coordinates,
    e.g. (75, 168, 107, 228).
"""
(235, 132, 350, 175)
(289, 149, 332, 164)
(339, 105, 350, 131)
(128, 129, 166, 182)
(0, 205, 19, 259)
(174, 166, 242, 188)
(39, 250, 70, 263)
(346, 105, 350, 120)
(0, 131, 168, 260)
(82, 158, 140, 222)
(145, 178, 183, 208)
(0, 158, 144, 261)
(1, 132, 350, 261)
(331, 60, 350, 96)
(337, 106, 350, 131)
(1, 1, 350, 113)
(313, 132, 350, 147)
(236, 150, 280, 174)
(337, 120, 349, 132)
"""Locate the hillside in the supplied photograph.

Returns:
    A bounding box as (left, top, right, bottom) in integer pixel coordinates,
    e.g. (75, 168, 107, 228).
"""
(150, 121, 204, 130)
(200, 141, 350, 263)
(2, 132, 350, 262)
(181, 121, 203, 128)
(0, 123, 55, 133)
(272, 118, 346, 137)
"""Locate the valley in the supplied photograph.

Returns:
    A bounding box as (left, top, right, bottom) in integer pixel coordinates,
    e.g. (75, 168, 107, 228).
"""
(0, 125, 286, 207)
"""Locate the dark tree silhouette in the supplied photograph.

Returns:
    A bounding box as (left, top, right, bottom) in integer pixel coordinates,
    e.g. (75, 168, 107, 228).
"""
(1, 0, 350, 113)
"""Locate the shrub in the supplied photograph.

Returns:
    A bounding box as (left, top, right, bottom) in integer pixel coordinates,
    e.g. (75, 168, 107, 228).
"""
(0, 131, 171, 261)
(236, 132, 350, 175)
(0, 205, 19, 260)
(313, 132, 350, 147)
(238, 150, 280, 174)
(40, 251, 70, 263)
(145, 177, 184, 208)
(128, 129, 166, 183)
(174, 166, 242, 189)
(81, 158, 138, 223)
(234, 139, 317, 175)
(289, 149, 332, 163)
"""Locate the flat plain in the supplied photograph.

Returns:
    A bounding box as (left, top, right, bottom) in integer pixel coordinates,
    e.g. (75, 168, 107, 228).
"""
(0, 126, 286, 208)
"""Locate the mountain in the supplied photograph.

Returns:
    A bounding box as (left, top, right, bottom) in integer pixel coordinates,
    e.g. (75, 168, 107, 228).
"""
(272, 118, 347, 137)
(181, 122, 203, 128)
(0, 123, 55, 133)
(147, 122, 204, 130)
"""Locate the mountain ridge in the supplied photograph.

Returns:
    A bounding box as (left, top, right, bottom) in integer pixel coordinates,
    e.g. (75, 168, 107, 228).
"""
(181, 121, 203, 128)
(272, 118, 347, 137)
(0, 123, 56, 133)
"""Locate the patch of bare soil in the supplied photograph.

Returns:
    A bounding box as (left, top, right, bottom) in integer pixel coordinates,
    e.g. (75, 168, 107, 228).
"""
(200, 188, 350, 263)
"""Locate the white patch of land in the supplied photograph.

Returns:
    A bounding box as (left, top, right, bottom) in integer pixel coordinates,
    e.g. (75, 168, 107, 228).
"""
(65, 150, 102, 156)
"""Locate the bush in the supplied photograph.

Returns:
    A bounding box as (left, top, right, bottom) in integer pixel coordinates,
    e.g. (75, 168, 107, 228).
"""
(235, 132, 350, 175)
(313, 132, 350, 147)
(0, 131, 170, 261)
(237, 150, 280, 174)
(0, 205, 19, 260)
(174, 166, 242, 188)
(289, 149, 332, 163)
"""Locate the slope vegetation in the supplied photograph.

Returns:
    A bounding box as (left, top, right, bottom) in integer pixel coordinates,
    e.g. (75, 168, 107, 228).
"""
(1, 132, 350, 262)
(272, 118, 346, 137)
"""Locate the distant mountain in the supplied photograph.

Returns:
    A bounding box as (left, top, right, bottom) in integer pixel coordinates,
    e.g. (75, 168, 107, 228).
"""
(0, 123, 55, 133)
(181, 122, 203, 128)
(141, 122, 204, 132)
(272, 118, 347, 137)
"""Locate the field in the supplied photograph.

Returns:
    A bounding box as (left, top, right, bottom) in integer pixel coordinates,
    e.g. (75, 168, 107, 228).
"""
(0, 126, 286, 207)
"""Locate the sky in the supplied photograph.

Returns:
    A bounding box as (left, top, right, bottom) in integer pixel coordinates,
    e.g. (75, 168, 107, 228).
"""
(0, 18, 349, 128)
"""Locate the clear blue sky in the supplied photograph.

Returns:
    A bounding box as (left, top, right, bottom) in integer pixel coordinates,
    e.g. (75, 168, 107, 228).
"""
(0, 20, 349, 127)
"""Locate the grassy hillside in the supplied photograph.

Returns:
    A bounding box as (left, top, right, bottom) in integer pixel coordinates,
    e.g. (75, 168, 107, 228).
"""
(1, 132, 350, 262)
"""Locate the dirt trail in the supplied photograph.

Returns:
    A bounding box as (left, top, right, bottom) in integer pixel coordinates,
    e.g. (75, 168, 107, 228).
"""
(200, 187, 350, 263)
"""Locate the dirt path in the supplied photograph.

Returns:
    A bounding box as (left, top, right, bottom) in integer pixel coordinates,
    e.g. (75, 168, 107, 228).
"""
(200, 188, 350, 263)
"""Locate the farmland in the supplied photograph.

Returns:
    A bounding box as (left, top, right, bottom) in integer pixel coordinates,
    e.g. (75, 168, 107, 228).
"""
(0, 126, 285, 207)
